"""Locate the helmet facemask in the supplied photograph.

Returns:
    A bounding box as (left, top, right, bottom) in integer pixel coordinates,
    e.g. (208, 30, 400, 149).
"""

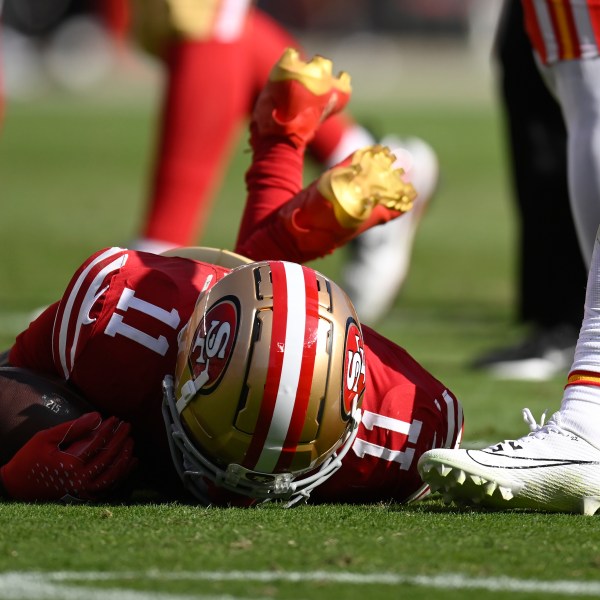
(162, 374, 361, 506)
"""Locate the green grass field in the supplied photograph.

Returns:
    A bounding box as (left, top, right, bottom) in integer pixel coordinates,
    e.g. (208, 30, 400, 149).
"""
(1, 56, 599, 599)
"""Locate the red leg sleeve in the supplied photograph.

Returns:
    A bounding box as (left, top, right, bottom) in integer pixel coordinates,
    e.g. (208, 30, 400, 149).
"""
(234, 124, 306, 261)
(140, 39, 250, 245)
(235, 129, 361, 264)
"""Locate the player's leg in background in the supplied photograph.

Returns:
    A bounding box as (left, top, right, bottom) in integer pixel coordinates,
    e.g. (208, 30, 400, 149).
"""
(555, 56, 600, 265)
(471, 0, 586, 381)
(341, 136, 438, 325)
(129, 0, 255, 253)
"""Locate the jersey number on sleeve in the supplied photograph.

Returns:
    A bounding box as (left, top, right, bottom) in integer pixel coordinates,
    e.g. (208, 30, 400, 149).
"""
(104, 287, 181, 356)
(352, 410, 423, 471)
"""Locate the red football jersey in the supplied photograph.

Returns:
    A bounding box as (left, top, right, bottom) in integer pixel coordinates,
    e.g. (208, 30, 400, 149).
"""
(314, 325, 463, 503)
(9, 247, 463, 503)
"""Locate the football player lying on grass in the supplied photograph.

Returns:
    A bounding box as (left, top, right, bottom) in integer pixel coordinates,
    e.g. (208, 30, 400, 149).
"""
(0, 49, 462, 506)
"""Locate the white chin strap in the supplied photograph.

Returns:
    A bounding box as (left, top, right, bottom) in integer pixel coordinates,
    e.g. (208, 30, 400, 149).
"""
(161, 375, 361, 507)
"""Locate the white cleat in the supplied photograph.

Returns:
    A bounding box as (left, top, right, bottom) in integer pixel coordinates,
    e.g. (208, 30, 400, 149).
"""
(342, 136, 439, 324)
(582, 496, 600, 516)
(499, 486, 514, 501)
(454, 469, 466, 485)
(470, 474, 485, 486)
(417, 409, 600, 514)
(436, 463, 451, 477)
(483, 481, 497, 496)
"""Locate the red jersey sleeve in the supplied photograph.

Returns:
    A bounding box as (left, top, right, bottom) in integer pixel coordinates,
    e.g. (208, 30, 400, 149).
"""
(313, 325, 463, 503)
(9, 303, 60, 376)
(51, 248, 229, 415)
(12, 248, 230, 433)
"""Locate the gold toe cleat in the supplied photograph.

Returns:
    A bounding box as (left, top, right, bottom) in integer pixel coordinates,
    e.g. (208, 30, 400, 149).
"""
(270, 48, 351, 98)
(252, 48, 352, 145)
(317, 145, 417, 229)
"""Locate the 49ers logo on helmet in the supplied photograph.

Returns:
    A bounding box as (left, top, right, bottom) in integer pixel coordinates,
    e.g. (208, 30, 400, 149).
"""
(188, 296, 239, 393)
(342, 318, 366, 419)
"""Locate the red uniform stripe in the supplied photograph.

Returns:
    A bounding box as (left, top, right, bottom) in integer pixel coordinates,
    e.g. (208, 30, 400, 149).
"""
(522, 0, 548, 64)
(52, 248, 127, 377)
(566, 369, 600, 388)
(589, 2, 600, 49)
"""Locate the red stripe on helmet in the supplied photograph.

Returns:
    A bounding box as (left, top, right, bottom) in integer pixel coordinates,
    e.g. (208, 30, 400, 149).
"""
(274, 265, 320, 472)
(243, 261, 288, 469)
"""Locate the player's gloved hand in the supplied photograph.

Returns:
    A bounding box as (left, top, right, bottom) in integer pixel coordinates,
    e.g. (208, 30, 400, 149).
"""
(0, 412, 136, 502)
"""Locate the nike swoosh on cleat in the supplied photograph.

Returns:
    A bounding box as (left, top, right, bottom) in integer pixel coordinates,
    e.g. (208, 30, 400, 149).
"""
(467, 450, 600, 470)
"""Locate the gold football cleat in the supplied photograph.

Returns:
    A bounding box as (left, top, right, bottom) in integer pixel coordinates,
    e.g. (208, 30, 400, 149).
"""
(251, 48, 352, 144)
(317, 145, 417, 228)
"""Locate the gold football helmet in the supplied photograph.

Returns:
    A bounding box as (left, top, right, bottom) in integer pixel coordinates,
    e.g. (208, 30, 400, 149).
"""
(162, 260, 365, 505)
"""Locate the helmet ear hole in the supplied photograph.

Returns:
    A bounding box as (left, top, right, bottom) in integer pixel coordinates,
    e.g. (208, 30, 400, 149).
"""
(166, 260, 366, 504)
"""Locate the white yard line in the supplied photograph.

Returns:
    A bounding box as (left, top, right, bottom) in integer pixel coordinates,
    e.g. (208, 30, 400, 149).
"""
(1, 570, 599, 599)
(0, 572, 253, 600)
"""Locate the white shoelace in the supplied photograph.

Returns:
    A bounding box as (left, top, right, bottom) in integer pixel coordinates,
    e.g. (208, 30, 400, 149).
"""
(487, 409, 561, 451)
(521, 408, 569, 440)
(522, 407, 547, 433)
